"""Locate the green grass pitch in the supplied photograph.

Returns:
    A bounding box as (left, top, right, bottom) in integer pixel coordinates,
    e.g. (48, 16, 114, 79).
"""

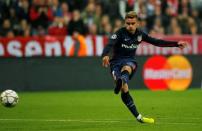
(0, 89, 202, 131)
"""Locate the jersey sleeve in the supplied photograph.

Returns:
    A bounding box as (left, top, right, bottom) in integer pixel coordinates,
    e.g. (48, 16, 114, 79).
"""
(101, 31, 121, 57)
(142, 31, 179, 47)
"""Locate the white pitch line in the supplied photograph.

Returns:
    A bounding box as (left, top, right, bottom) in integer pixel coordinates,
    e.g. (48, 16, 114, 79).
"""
(0, 118, 121, 123)
(156, 122, 201, 126)
(156, 117, 201, 120)
(0, 118, 201, 125)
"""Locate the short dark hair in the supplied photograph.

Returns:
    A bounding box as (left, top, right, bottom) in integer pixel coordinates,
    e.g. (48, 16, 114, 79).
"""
(125, 11, 138, 19)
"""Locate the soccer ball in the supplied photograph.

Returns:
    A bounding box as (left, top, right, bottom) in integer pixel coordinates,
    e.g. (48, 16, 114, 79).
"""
(0, 90, 19, 107)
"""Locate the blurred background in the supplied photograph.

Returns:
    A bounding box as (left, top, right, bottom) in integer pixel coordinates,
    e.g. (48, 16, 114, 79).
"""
(0, 0, 202, 37)
(0, 0, 202, 91)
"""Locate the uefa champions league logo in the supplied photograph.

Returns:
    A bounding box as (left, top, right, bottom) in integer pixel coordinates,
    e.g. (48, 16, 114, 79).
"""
(137, 35, 142, 42)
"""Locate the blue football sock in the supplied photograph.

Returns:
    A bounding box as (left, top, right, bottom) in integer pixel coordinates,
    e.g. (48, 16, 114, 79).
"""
(121, 91, 139, 118)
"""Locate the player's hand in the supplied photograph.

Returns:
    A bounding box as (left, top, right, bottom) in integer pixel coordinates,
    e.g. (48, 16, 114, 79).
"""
(177, 41, 188, 49)
(102, 56, 110, 68)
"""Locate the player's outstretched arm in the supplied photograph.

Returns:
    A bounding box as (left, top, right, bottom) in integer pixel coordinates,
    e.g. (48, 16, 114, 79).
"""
(142, 31, 188, 48)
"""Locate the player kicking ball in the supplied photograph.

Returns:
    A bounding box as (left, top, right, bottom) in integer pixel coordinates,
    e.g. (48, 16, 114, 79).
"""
(101, 11, 187, 124)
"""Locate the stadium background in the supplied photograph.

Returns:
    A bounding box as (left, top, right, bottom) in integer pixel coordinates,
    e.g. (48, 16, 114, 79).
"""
(0, 1, 202, 131)
(0, 0, 202, 91)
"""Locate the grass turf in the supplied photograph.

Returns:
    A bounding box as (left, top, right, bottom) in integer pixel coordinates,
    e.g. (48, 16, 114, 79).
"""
(0, 89, 202, 131)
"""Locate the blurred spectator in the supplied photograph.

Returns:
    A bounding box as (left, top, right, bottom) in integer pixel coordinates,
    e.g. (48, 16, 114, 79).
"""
(51, 0, 61, 16)
(88, 23, 98, 35)
(0, 1, 9, 26)
(66, 0, 88, 11)
(99, 15, 111, 34)
(146, 0, 157, 17)
(6, 30, 15, 38)
(119, 0, 126, 19)
(0, 19, 13, 37)
(60, 2, 72, 25)
(93, 3, 103, 30)
(163, 5, 174, 25)
(0, 0, 201, 37)
(29, 0, 54, 32)
(178, 10, 190, 34)
(102, 0, 120, 20)
(69, 31, 88, 56)
(82, 2, 96, 27)
(48, 24, 67, 36)
(19, 19, 31, 37)
(138, 0, 148, 20)
(51, 2, 71, 27)
(9, 7, 20, 35)
(48, 1, 71, 36)
(147, 3, 170, 32)
(187, 17, 197, 35)
(16, 0, 30, 21)
(102, 23, 113, 36)
(67, 9, 87, 35)
(167, 17, 182, 35)
(150, 17, 165, 35)
(119, 0, 140, 19)
(139, 18, 148, 33)
(162, 0, 179, 16)
(178, 0, 192, 16)
(113, 18, 123, 32)
(126, 0, 135, 12)
(191, 9, 201, 34)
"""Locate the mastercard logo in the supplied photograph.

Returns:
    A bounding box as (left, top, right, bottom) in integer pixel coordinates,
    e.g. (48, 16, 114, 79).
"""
(143, 55, 192, 91)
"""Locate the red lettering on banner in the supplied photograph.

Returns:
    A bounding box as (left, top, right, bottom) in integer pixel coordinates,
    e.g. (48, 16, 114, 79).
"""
(45, 42, 62, 57)
(25, 41, 42, 57)
(7, 40, 23, 57)
(0, 43, 4, 56)
(0, 35, 201, 57)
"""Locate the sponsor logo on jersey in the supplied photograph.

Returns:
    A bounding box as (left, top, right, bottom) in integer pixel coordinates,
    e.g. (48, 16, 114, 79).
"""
(121, 44, 138, 49)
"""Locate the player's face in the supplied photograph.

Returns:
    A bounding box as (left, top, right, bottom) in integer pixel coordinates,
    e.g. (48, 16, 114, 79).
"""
(125, 18, 138, 34)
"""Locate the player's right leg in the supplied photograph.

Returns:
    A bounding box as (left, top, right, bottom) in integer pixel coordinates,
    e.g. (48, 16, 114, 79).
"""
(121, 84, 154, 124)
(120, 66, 154, 124)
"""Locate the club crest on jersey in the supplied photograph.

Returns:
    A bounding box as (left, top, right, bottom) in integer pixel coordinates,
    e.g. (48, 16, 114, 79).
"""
(111, 34, 117, 39)
(137, 35, 142, 42)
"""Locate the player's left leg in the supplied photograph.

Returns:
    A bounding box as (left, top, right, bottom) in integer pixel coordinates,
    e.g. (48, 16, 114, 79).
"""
(114, 64, 133, 94)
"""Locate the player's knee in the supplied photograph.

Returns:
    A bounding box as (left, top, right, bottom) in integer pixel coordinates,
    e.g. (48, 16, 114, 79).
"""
(121, 66, 132, 73)
(121, 84, 129, 93)
(120, 69, 130, 84)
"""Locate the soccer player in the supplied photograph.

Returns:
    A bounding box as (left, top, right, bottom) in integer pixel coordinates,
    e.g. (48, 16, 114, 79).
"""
(101, 11, 187, 124)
